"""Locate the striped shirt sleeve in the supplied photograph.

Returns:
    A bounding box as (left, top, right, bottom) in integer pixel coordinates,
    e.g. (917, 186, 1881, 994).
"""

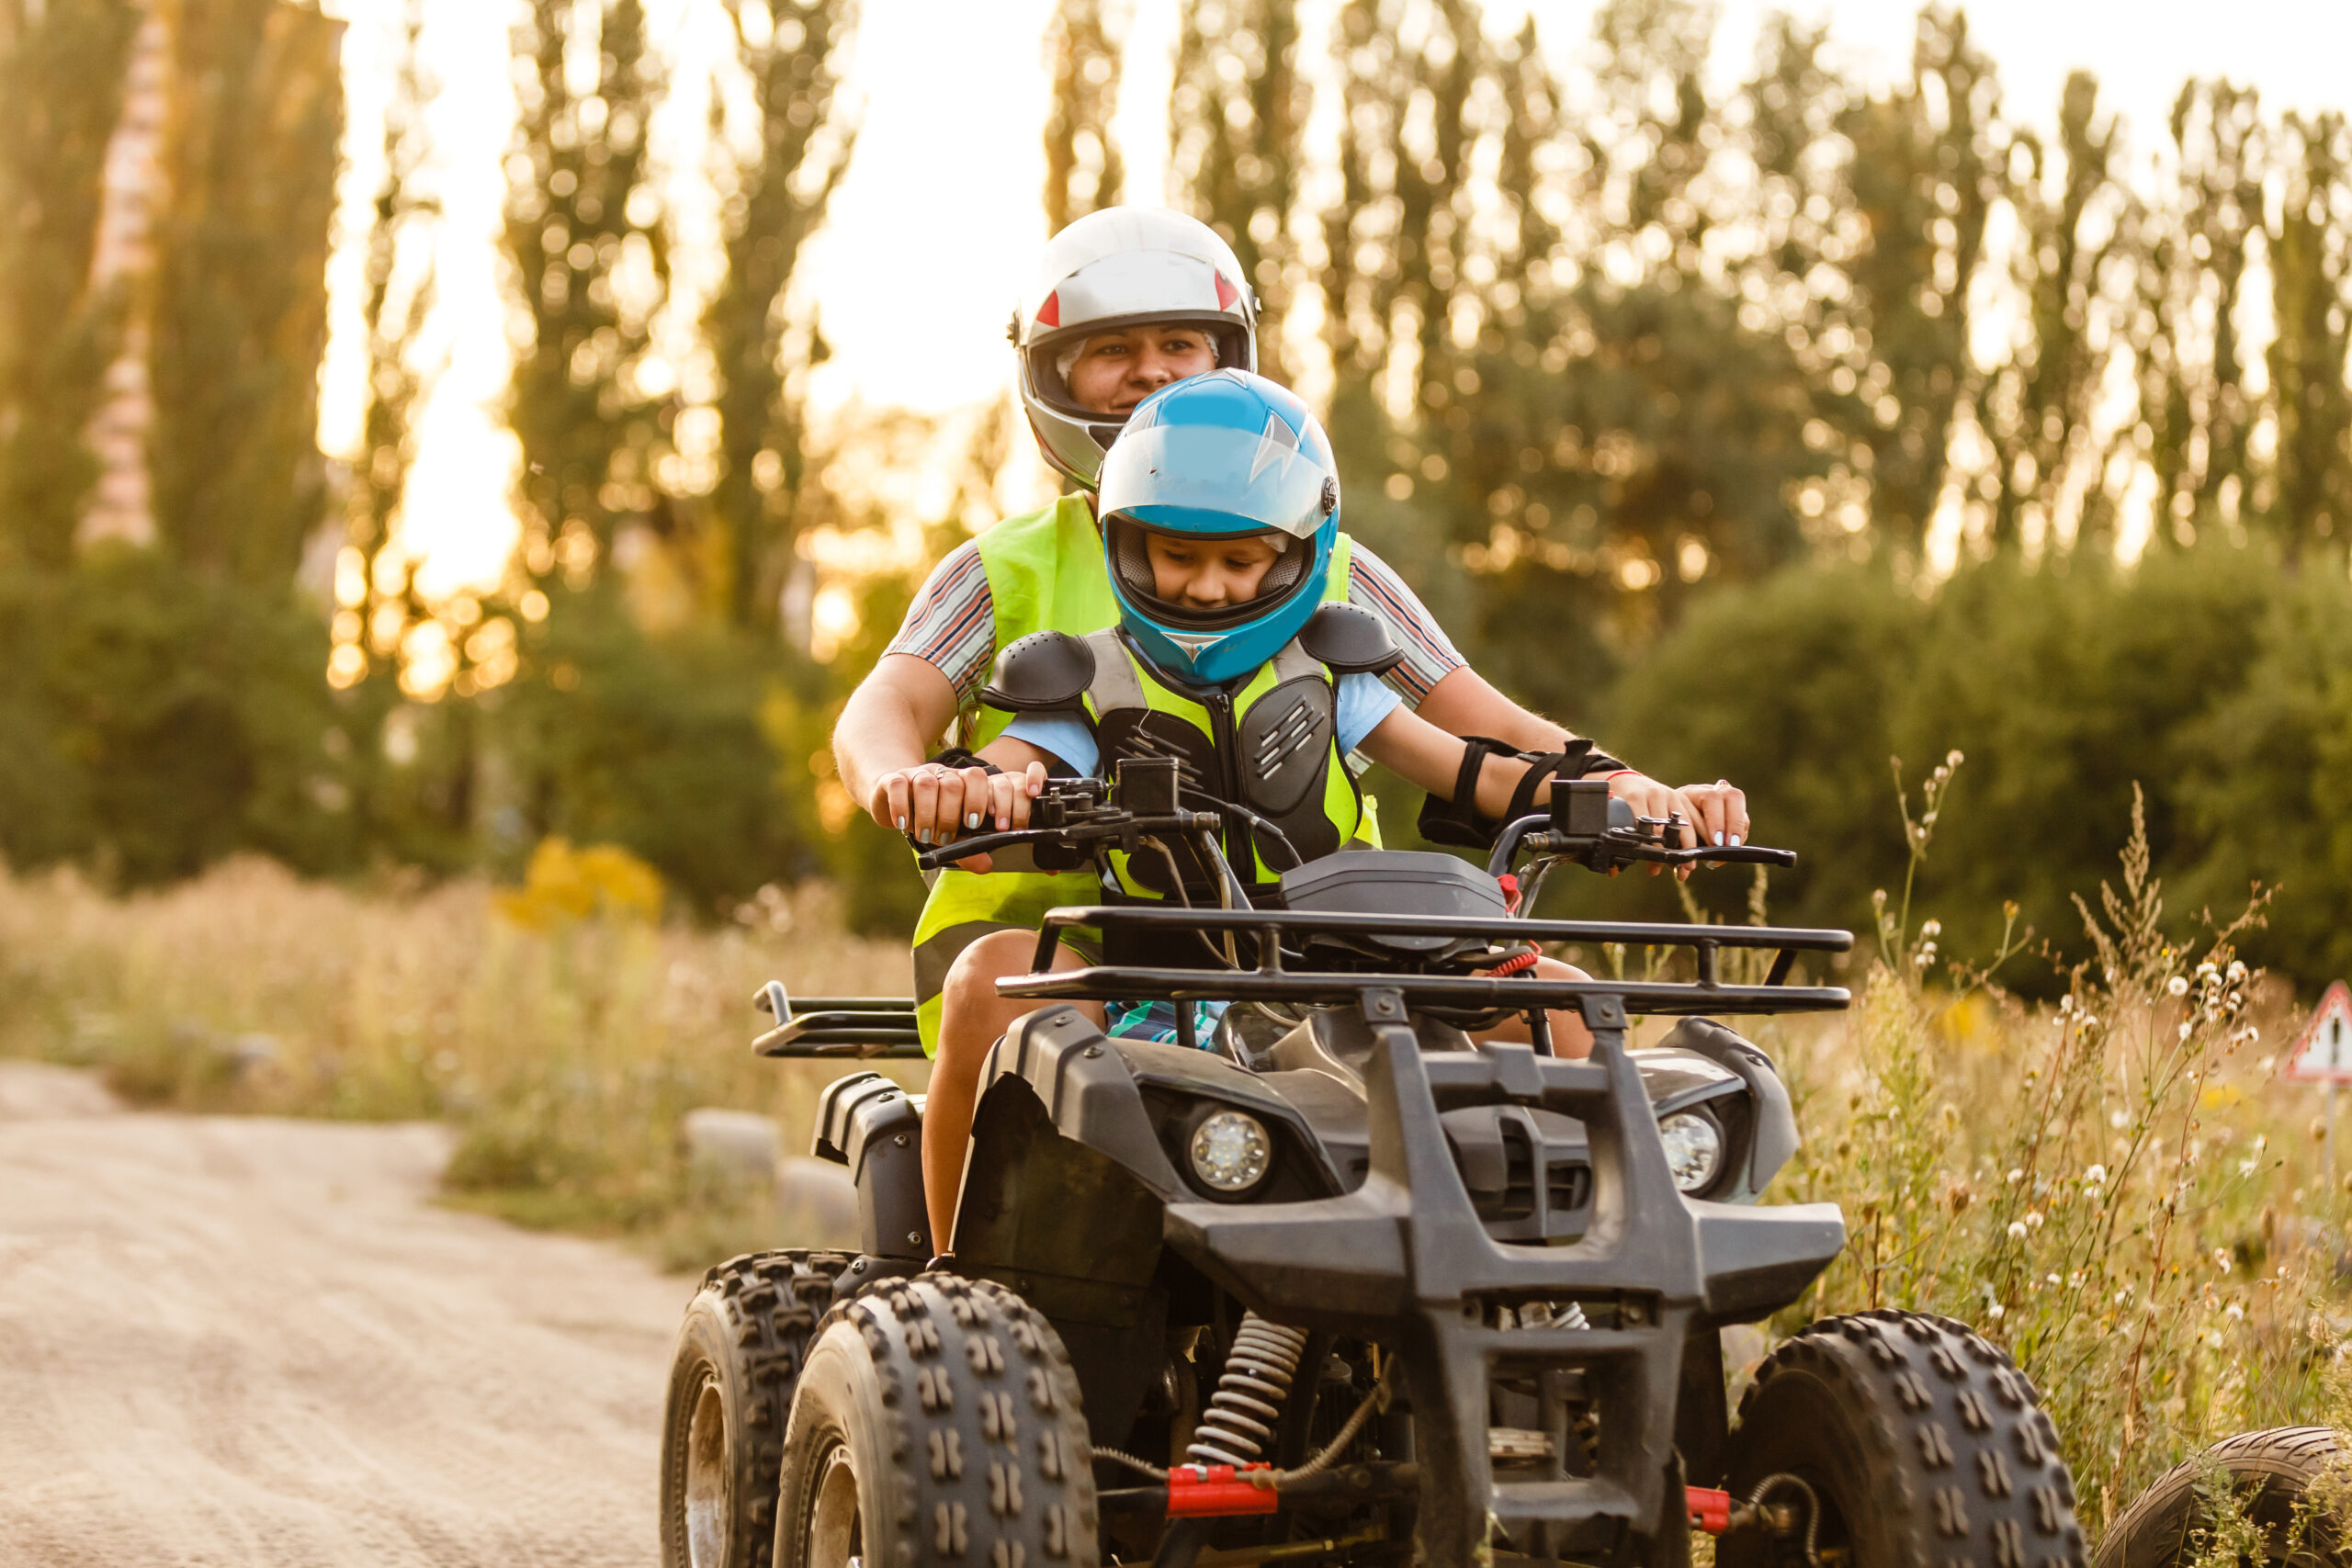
(1345, 543, 1464, 705)
(883, 540, 999, 705)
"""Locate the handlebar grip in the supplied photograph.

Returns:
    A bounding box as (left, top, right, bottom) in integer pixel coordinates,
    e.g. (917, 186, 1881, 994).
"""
(913, 827, 1046, 872)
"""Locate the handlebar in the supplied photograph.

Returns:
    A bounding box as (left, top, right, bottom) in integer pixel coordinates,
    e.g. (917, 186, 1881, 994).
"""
(915, 761, 1798, 891)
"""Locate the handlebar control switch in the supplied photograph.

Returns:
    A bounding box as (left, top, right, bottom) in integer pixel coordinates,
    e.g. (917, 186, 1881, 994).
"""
(1551, 778, 1613, 838)
(1115, 754, 1182, 816)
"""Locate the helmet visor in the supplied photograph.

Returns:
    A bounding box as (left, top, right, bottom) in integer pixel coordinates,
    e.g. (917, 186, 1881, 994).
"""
(1098, 412, 1339, 543)
(1104, 515, 1317, 633)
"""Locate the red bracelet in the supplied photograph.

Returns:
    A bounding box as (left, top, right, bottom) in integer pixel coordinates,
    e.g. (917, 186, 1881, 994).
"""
(1601, 770, 1639, 783)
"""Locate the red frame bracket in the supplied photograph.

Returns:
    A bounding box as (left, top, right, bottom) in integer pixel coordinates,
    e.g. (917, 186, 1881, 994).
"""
(1166, 1463, 1281, 1517)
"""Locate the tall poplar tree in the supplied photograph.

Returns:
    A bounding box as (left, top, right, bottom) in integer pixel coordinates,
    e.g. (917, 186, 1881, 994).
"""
(504, 0, 667, 584)
(2266, 111, 2352, 563)
(148, 0, 344, 582)
(1043, 0, 1122, 235)
(0, 0, 140, 570)
(1169, 0, 1301, 381)
(700, 0, 855, 628)
(340, 0, 437, 679)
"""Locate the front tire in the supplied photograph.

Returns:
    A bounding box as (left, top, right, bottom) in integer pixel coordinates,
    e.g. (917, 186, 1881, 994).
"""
(775, 1273, 1100, 1568)
(1720, 1311, 2088, 1568)
(662, 1250, 852, 1568)
(2094, 1427, 2347, 1568)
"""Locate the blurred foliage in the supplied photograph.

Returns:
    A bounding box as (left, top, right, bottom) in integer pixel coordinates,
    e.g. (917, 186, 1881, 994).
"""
(503, 0, 666, 580)
(148, 0, 342, 582)
(1043, 0, 1125, 236)
(0, 550, 353, 885)
(0, 0, 138, 570)
(10, 0, 2352, 1013)
(1602, 545, 2352, 993)
(493, 837, 664, 929)
(694, 0, 855, 630)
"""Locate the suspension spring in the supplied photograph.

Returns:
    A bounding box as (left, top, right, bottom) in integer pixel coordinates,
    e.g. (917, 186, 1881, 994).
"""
(1187, 1314, 1311, 1469)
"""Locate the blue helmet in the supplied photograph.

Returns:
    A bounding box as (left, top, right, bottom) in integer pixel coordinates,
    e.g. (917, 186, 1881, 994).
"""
(1096, 370, 1340, 683)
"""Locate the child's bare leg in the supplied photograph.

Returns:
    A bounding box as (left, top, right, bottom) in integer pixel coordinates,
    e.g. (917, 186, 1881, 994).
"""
(923, 931, 1102, 1257)
(1471, 956, 1595, 1058)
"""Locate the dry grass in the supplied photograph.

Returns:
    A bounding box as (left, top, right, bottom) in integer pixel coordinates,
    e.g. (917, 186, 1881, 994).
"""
(2, 790, 2347, 1531)
(0, 855, 917, 1268)
(1743, 773, 2352, 1531)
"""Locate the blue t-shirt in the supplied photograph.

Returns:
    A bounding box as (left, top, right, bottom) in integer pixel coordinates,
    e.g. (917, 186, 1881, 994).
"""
(1001, 671, 1402, 777)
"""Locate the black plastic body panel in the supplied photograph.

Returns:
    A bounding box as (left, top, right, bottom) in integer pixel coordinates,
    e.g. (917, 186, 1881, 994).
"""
(812, 1071, 932, 1259)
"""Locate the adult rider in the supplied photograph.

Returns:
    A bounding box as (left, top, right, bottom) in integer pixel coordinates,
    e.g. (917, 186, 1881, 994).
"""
(831, 206, 1749, 1050)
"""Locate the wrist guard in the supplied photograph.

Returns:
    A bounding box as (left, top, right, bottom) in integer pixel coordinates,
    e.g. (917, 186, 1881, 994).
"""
(1416, 737, 1629, 850)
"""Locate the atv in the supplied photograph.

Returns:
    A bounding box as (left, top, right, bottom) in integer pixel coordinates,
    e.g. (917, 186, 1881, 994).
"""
(662, 760, 2088, 1568)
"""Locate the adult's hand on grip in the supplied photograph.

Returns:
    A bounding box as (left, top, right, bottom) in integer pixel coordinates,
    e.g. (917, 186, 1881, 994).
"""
(1605, 773, 1751, 878)
(867, 761, 1047, 874)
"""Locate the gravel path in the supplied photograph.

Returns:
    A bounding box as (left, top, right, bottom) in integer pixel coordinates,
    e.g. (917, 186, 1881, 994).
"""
(0, 1062, 686, 1566)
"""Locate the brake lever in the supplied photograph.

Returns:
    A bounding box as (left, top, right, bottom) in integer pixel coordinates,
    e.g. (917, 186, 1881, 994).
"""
(914, 826, 1056, 872)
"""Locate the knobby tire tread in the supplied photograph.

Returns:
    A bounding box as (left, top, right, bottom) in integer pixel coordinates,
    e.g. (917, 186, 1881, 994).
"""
(661, 1248, 853, 1568)
(1722, 1309, 2088, 1568)
(782, 1272, 1101, 1568)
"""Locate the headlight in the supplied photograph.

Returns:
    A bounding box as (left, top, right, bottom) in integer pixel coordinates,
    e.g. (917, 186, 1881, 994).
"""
(1658, 1111, 1724, 1193)
(1189, 1111, 1272, 1192)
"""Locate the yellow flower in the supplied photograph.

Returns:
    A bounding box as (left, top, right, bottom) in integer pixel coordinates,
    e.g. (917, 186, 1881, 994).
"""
(494, 837, 665, 930)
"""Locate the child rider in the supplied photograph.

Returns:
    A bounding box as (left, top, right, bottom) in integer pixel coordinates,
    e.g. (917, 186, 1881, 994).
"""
(873, 370, 1618, 1260)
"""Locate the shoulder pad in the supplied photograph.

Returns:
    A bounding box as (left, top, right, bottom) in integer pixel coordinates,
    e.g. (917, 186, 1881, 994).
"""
(980, 630, 1096, 712)
(1297, 602, 1405, 676)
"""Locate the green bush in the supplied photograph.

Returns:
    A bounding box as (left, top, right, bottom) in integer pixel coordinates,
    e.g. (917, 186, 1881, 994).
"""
(492, 590, 819, 916)
(1602, 545, 2342, 991)
(0, 550, 357, 883)
(2174, 562, 2352, 985)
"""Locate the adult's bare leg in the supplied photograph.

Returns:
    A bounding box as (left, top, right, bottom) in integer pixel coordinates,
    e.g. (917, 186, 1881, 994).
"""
(922, 931, 1101, 1255)
(1471, 956, 1595, 1058)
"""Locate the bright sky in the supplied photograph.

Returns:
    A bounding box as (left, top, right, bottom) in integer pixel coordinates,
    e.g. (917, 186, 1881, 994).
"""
(316, 0, 2352, 598)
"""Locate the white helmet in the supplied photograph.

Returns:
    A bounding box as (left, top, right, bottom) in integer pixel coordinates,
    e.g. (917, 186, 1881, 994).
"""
(1012, 208, 1258, 491)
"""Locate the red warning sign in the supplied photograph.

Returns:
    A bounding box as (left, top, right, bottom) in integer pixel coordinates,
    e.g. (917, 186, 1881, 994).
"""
(2286, 981, 2352, 1083)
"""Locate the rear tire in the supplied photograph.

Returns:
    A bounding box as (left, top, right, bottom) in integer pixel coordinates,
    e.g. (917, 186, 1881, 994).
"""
(662, 1250, 852, 1568)
(1719, 1311, 2088, 1568)
(775, 1273, 1100, 1568)
(2093, 1427, 2348, 1568)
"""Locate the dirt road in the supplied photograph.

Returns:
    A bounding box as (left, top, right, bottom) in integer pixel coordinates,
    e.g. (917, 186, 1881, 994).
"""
(0, 1062, 687, 1566)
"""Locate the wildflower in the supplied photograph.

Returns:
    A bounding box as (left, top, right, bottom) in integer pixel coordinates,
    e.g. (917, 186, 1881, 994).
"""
(2114, 1284, 2134, 1305)
(1947, 750, 1964, 767)
(2229, 960, 2248, 983)
(1987, 1301, 2005, 1318)
(2216, 1248, 2234, 1273)
(2180, 1022, 2194, 1042)
(2084, 1165, 2108, 1187)
(2046, 1273, 2064, 1288)
(2225, 1303, 2245, 1321)
(1922, 919, 1942, 938)
(2168, 976, 2190, 997)
(2007, 1168, 2025, 1184)
(2025, 1210, 2045, 1230)
(2110, 1109, 2131, 1130)
(2059, 995, 2075, 1014)
(2008, 1221, 2030, 1241)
